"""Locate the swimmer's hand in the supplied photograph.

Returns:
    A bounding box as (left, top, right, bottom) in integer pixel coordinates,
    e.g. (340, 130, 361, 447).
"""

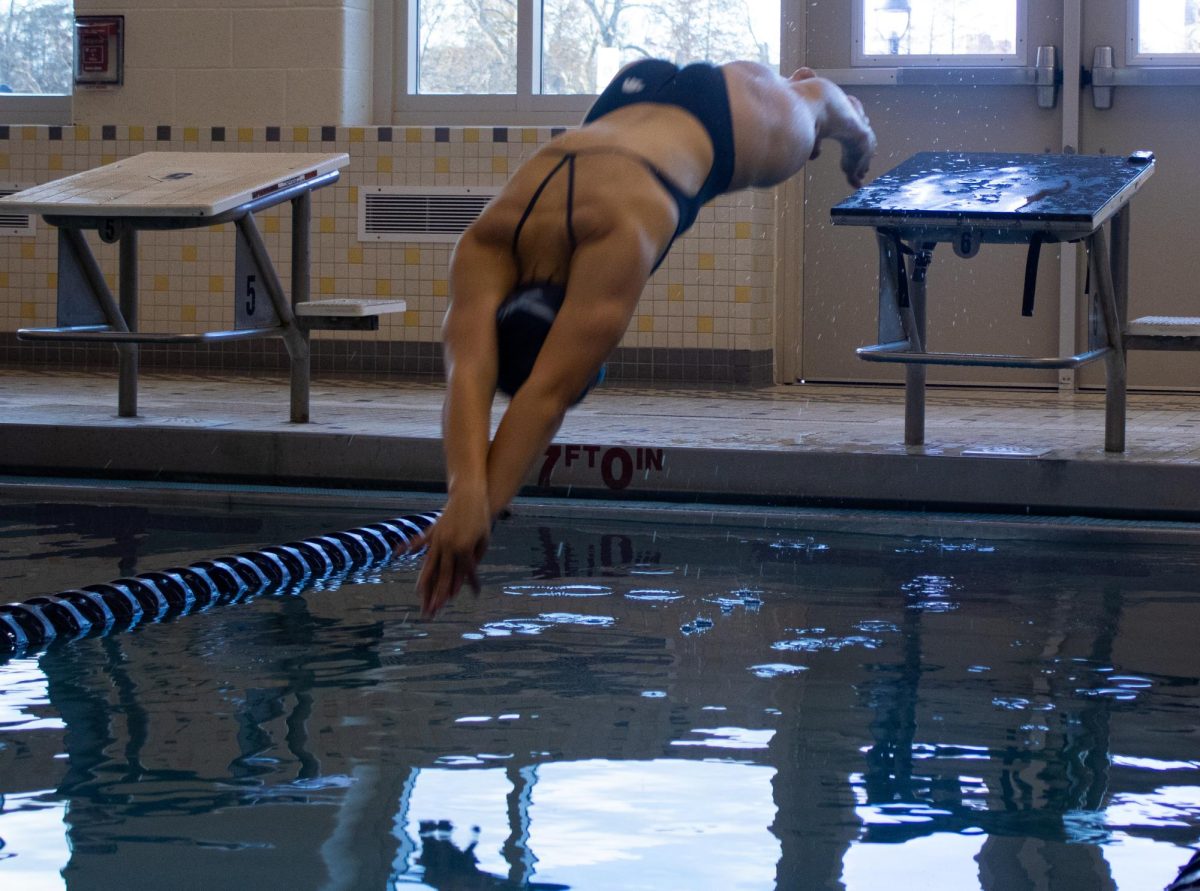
(804, 75, 876, 189)
(416, 492, 490, 618)
(836, 93, 877, 189)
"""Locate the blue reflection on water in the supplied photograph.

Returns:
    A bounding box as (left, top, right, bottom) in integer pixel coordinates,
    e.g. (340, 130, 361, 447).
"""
(0, 506, 1199, 889)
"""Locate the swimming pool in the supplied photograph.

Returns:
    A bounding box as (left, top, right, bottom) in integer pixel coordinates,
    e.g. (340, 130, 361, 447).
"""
(1, 487, 1198, 890)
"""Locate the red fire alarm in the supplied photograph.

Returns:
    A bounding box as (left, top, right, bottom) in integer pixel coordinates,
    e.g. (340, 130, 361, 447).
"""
(74, 16, 124, 87)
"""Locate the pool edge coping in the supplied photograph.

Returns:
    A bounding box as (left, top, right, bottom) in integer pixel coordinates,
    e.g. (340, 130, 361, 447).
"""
(4, 475, 1200, 547)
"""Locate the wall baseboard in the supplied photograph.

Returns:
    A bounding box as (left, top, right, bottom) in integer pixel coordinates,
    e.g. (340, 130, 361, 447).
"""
(0, 334, 773, 385)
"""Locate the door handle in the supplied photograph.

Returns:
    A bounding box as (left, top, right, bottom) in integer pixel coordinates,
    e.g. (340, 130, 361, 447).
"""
(823, 46, 1060, 109)
(1090, 45, 1200, 109)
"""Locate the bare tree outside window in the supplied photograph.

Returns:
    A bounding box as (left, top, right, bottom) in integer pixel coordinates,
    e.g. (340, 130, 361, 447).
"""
(540, 0, 630, 95)
(416, 0, 779, 96)
(861, 0, 1018, 57)
(0, 0, 73, 95)
(1138, 0, 1200, 54)
(542, 0, 777, 94)
(418, 0, 519, 94)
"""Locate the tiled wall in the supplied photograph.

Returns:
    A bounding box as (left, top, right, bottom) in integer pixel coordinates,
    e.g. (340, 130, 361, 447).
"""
(1, 124, 778, 384)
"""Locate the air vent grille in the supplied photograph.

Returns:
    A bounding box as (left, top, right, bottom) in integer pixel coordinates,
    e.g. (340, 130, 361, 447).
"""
(0, 185, 36, 237)
(359, 186, 498, 243)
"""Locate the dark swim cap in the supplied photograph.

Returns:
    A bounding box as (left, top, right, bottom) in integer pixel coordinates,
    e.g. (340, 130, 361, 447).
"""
(495, 282, 605, 402)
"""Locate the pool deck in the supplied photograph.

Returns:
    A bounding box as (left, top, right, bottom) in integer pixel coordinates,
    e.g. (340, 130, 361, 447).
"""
(4, 367, 1200, 520)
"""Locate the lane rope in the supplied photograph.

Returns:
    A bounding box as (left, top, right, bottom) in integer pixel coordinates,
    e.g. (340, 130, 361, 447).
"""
(0, 511, 439, 659)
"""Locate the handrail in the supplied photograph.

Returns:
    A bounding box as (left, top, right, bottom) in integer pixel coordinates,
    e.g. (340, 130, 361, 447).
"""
(856, 343, 1110, 370)
(1091, 66, 1200, 87)
(823, 66, 1047, 86)
(1089, 46, 1200, 109)
(17, 325, 286, 343)
(823, 46, 1060, 108)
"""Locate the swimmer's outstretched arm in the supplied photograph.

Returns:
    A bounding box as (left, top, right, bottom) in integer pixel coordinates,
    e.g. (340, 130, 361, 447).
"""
(417, 230, 511, 615)
(420, 221, 653, 617)
(728, 63, 875, 190)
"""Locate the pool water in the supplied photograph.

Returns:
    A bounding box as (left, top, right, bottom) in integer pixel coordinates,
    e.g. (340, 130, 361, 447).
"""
(1, 498, 1198, 890)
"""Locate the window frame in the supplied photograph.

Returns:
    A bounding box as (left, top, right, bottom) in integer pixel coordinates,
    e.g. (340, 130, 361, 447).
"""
(0, 94, 72, 126)
(394, 0, 595, 126)
(392, 0, 787, 126)
(1127, 0, 1200, 65)
(851, 0, 1029, 68)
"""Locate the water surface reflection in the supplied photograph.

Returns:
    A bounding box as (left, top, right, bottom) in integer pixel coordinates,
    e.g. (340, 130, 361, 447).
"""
(1, 510, 1198, 889)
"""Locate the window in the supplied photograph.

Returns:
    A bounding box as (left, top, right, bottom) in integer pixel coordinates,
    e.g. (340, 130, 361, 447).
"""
(415, 0, 518, 95)
(0, 0, 73, 124)
(853, 0, 1026, 66)
(539, 0, 779, 95)
(400, 0, 780, 123)
(0, 0, 72, 94)
(1131, 0, 1200, 61)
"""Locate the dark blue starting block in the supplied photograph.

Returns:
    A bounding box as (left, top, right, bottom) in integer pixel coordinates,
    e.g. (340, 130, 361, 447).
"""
(831, 150, 1156, 452)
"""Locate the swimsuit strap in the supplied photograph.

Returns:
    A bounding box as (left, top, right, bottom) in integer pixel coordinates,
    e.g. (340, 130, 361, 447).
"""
(566, 152, 577, 251)
(518, 146, 693, 277)
(511, 153, 578, 270)
(559, 147, 694, 273)
(560, 145, 687, 196)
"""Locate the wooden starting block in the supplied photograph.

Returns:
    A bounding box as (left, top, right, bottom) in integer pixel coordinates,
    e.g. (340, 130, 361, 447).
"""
(295, 298, 408, 331)
(1126, 316, 1200, 351)
(831, 150, 1158, 452)
(0, 151, 354, 423)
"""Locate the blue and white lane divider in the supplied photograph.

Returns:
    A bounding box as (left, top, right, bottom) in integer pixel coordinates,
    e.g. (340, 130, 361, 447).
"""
(0, 512, 439, 659)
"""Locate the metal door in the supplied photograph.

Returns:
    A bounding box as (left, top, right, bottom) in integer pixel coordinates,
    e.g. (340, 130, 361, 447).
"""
(1077, 0, 1200, 391)
(794, 1, 1200, 392)
(795, 0, 1067, 387)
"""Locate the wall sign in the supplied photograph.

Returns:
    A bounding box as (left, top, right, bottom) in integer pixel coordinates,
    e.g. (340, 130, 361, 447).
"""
(539, 444, 667, 491)
(74, 16, 124, 87)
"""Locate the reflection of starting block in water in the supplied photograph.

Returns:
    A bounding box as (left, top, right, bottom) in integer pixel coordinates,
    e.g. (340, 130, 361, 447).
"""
(832, 151, 1157, 453)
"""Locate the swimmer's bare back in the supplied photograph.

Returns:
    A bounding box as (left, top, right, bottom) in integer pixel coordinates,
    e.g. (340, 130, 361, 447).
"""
(472, 117, 701, 287)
